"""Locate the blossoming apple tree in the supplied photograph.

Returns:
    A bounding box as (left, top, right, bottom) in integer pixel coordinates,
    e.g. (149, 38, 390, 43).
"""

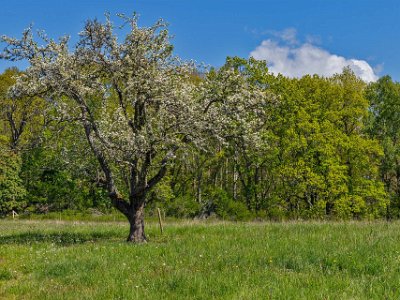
(1, 14, 272, 242)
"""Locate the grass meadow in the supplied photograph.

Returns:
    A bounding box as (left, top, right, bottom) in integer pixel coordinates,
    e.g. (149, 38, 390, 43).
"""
(0, 219, 400, 299)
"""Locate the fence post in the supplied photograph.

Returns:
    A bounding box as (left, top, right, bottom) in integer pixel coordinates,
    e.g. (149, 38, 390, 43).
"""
(157, 208, 164, 235)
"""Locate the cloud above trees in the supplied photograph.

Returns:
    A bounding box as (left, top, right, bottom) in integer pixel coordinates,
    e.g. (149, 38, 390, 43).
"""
(250, 29, 379, 82)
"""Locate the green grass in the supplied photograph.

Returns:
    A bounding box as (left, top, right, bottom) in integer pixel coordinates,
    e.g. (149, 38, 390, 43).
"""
(0, 219, 400, 299)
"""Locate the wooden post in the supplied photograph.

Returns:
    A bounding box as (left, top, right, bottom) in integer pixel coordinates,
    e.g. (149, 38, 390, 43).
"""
(157, 208, 163, 235)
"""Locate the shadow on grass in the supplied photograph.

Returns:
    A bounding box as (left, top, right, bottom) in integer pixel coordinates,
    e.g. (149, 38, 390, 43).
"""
(0, 231, 118, 245)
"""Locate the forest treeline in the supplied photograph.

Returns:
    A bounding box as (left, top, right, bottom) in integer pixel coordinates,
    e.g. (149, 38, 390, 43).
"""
(1, 59, 400, 220)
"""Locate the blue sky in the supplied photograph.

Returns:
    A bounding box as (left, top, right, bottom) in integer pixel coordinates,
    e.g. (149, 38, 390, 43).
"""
(1, 0, 399, 81)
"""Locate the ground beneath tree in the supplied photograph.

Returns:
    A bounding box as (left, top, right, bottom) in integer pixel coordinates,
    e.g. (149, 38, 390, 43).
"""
(0, 219, 398, 299)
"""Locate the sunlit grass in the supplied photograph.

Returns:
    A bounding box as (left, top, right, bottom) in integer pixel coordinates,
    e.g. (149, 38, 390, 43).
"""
(0, 220, 400, 299)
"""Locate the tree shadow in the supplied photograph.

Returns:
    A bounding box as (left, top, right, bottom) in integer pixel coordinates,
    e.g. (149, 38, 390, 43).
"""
(0, 231, 118, 246)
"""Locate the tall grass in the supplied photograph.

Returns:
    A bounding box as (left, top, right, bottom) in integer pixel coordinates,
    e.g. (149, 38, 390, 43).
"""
(0, 220, 399, 299)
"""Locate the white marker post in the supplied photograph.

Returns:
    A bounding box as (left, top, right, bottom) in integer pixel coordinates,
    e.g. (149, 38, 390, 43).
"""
(157, 208, 164, 235)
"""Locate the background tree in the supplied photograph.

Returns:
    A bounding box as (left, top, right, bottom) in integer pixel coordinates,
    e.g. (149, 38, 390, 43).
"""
(0, 68, 46, 151)
(366, 76, 400, 218)
(263, 69, 386, 219)
(0, 150, 26, 214)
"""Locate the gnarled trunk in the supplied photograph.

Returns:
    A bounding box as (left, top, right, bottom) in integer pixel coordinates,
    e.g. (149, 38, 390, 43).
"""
(126, 203, 146, 243)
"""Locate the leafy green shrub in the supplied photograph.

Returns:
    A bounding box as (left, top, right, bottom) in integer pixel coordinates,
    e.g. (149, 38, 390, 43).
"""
(0, 152, 26, 215)
(304, 200, 328, 220)
(147, 178, 201, 218)
(165, 195, 201, 218)
(334, 195, 366, 219)
(207, 188, 252, 221)
(265, 197, 287, 221)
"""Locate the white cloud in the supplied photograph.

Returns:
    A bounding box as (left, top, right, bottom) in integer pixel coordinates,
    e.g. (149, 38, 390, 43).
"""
(250, 38, 379, 82)
(277, 28, 298, 45)
(262, 28, 298, 45)
(305, 34, 322, 45)
(373, 63, 384, 74)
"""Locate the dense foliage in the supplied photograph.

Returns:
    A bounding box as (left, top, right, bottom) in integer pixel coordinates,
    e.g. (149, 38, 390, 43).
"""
(0, 15, 399, 222)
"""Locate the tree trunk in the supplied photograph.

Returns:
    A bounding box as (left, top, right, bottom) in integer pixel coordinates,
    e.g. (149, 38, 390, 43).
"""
(126, 203, 146, 243)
